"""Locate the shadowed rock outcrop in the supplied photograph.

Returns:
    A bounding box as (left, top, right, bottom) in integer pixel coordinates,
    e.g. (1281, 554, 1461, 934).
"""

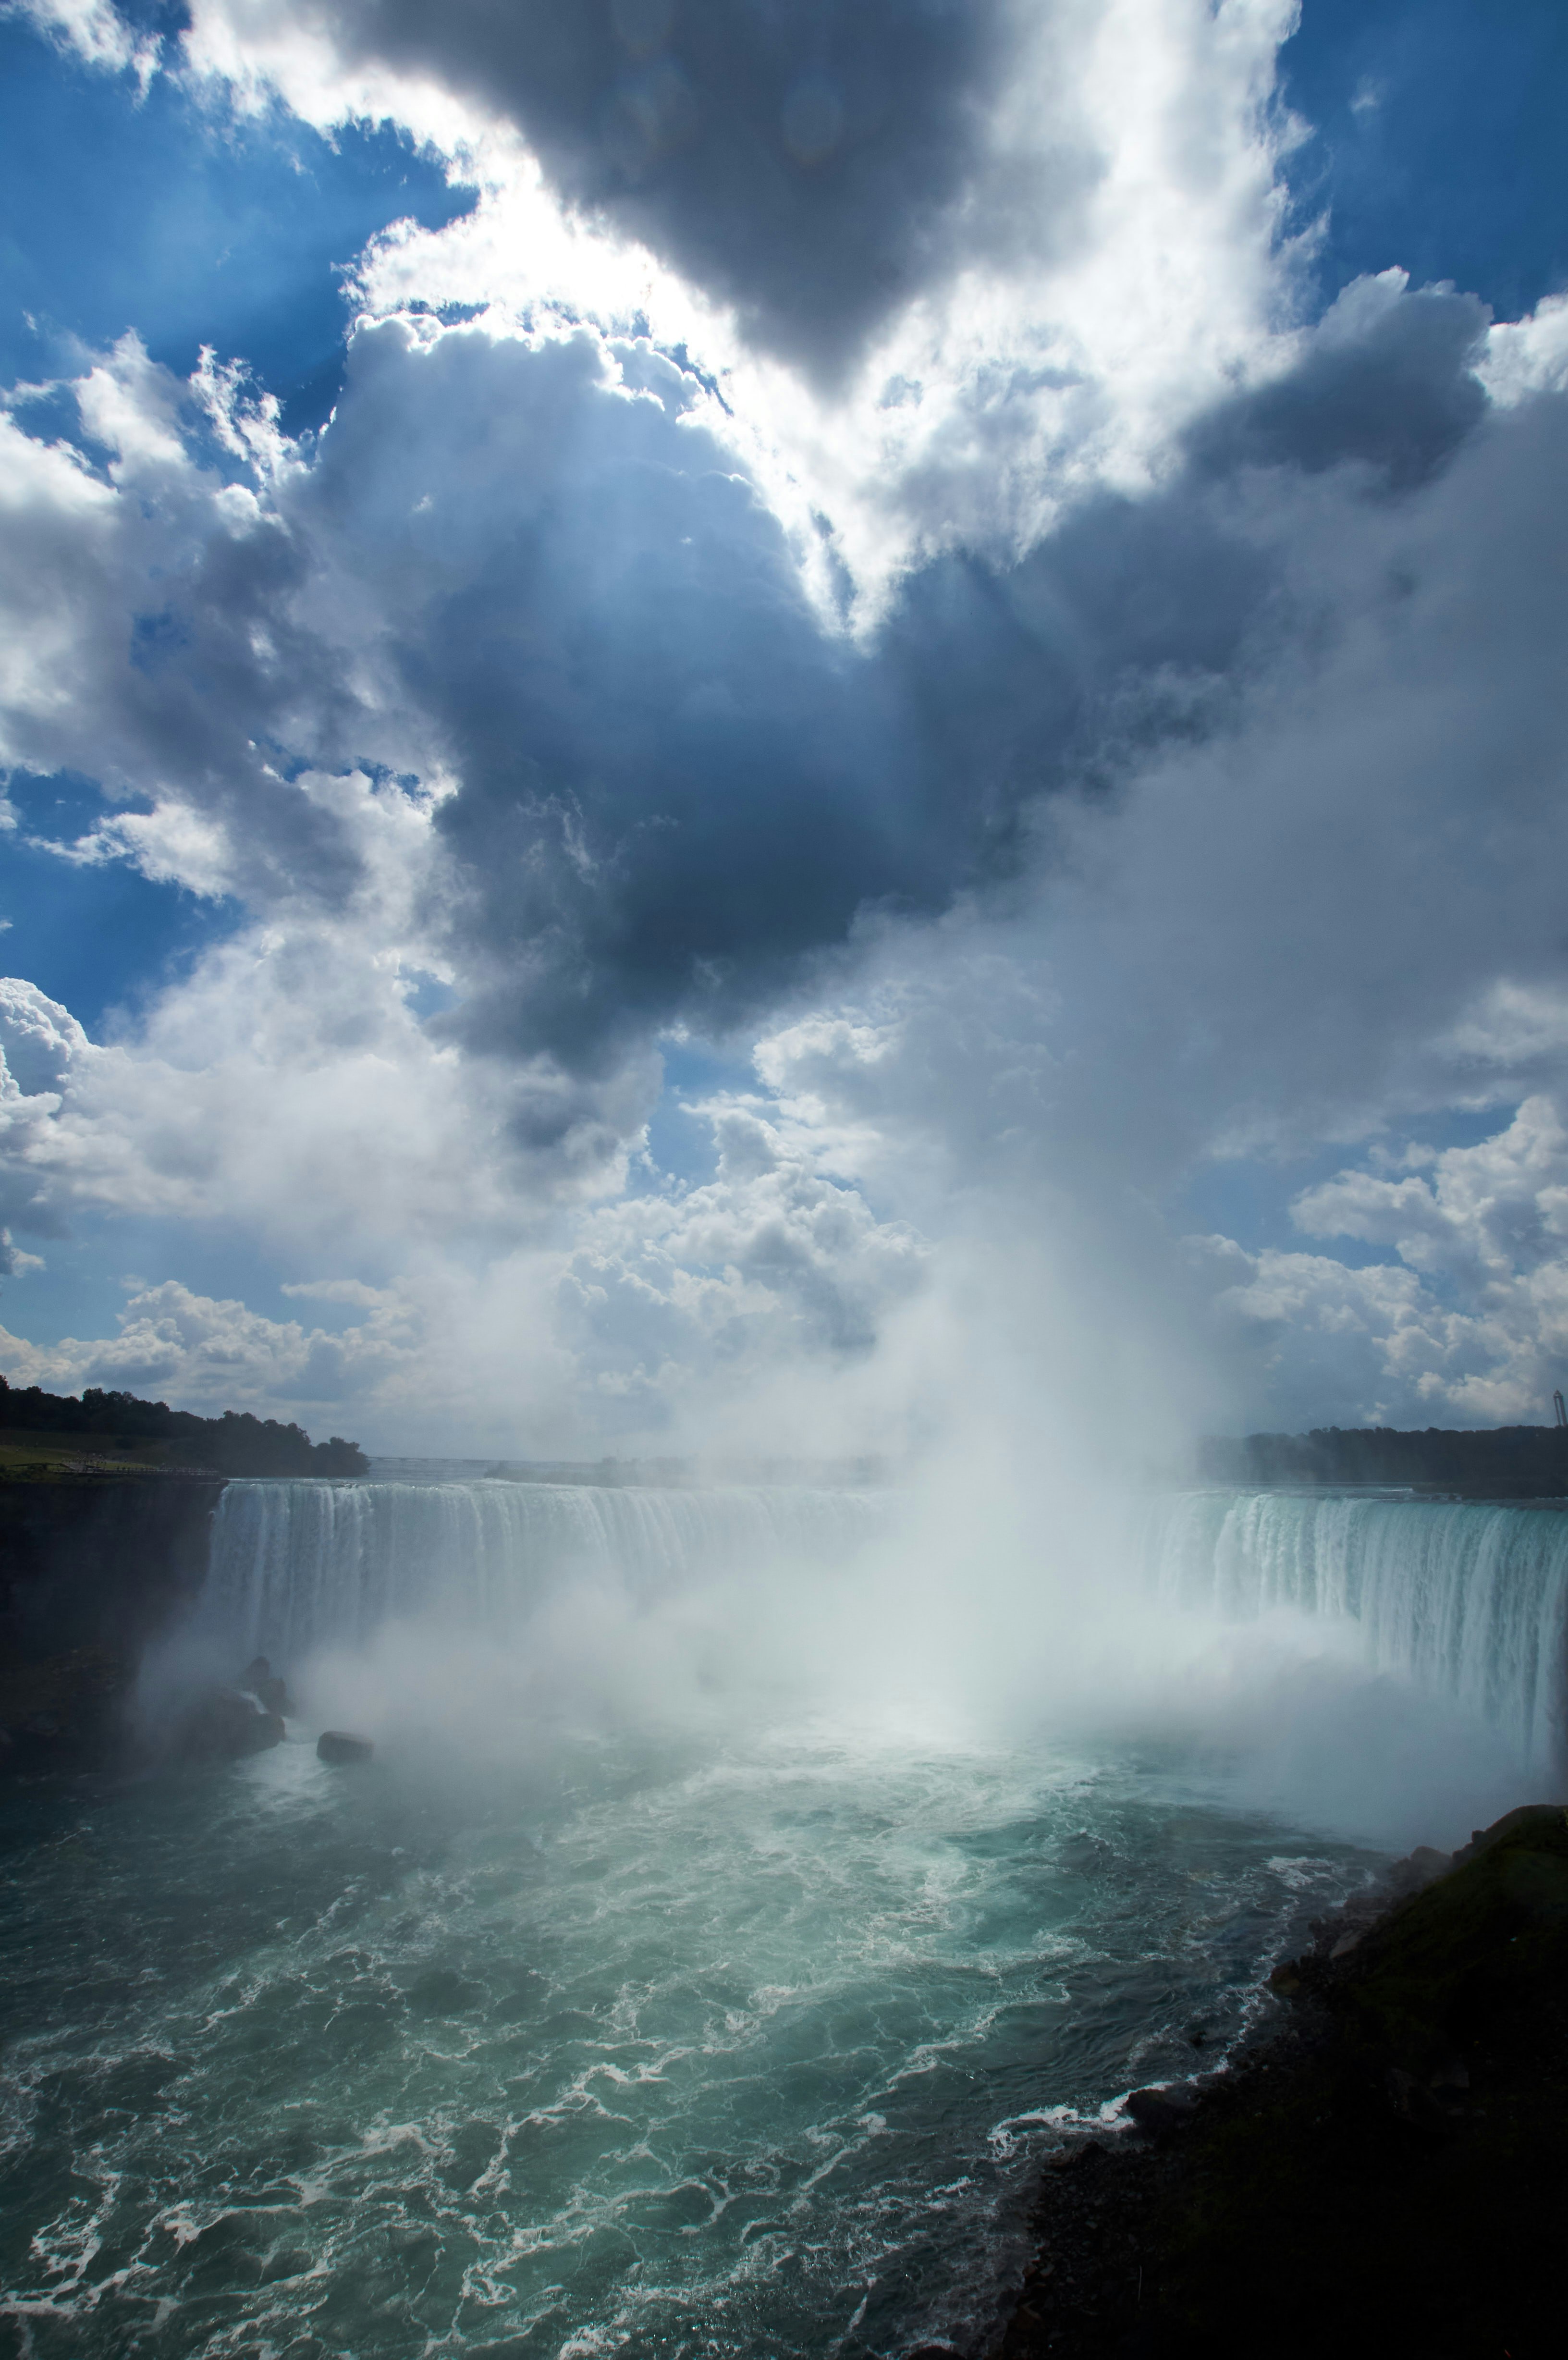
(994, 1806, 1568, 2359)
(317, 1730, 374, 1765)
(0, 1476, 223, 1771)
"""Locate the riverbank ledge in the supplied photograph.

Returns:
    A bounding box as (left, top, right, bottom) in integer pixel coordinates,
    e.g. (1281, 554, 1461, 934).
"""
(992, 1802, 1568, 2359)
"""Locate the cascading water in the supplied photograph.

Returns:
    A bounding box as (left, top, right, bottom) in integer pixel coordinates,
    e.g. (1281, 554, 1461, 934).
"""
(199, 1475, 886, 1661)
(1145, 1489, 1568, 1778)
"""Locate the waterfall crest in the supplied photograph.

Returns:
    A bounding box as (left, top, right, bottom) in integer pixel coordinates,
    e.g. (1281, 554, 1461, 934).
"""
(201, 1477, 886, 1662)
(1147, 1490, 1568, 1774)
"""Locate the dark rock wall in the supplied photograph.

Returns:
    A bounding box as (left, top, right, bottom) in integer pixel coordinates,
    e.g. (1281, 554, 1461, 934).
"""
(0, 1477, 223, 1770)
(998, 1807, 1568, 2359)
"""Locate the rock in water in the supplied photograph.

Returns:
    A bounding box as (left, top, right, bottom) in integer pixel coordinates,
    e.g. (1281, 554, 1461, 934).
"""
(179, 1689, 285, 1761)
(1123, 2083, 1200, 2136)
(242, 1655, 293, 1717)
(317, 1729, 374, 1765)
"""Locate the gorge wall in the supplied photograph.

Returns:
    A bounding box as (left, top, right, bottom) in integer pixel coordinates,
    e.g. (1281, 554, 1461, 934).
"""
(0, 1475, 223, 1770)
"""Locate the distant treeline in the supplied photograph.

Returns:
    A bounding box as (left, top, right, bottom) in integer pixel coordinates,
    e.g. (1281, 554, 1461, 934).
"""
(0, 1375, 368, 1477)
(1200, 1426, 1568, 1497)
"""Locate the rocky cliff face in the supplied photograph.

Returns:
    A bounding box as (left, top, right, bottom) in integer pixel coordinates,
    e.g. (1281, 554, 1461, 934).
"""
(0, 1476, 223, 1771)
(997, 1806, 1568, 2360)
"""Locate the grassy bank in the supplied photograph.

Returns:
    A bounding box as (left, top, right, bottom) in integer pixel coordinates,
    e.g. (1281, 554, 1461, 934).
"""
(0, 1427, 203, 1480)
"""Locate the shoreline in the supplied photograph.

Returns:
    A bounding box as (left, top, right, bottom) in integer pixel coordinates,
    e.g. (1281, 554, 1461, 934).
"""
(983, 1802, 1568, 2359)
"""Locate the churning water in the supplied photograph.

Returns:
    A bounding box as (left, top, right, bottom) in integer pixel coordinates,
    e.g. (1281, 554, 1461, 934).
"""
(2, 1477, 1563, 2359)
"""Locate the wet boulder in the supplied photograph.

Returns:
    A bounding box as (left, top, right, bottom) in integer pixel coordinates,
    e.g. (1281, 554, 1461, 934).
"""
(242, 1655, 294, 1717)
(317, 1729, 374, 1765)
(1123, 2083, 1200, 2137)
(179, 1688, 285, 1761)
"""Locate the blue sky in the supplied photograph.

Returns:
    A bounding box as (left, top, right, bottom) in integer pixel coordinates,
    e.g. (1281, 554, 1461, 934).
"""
(0, 9, 471, 423)
(2, 1, 1567, 1449)
(1281, 0, 1568, 323)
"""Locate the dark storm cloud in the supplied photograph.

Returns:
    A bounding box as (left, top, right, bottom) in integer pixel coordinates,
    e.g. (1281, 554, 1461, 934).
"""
(305, 320, 939, 1063)
(882, 491, 1273, 869)
(1185, 276, 1490, 489)
(877, 277, 1501, 883)
(258, 0, 1089, 376)
(303, 275, 1503, 1071)
(116, 498, 371, 903)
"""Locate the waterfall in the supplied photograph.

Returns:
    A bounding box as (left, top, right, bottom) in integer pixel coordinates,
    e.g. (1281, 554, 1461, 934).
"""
(1147, 1489, 1568, 1775)
(200, 1476, 886, 1662)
